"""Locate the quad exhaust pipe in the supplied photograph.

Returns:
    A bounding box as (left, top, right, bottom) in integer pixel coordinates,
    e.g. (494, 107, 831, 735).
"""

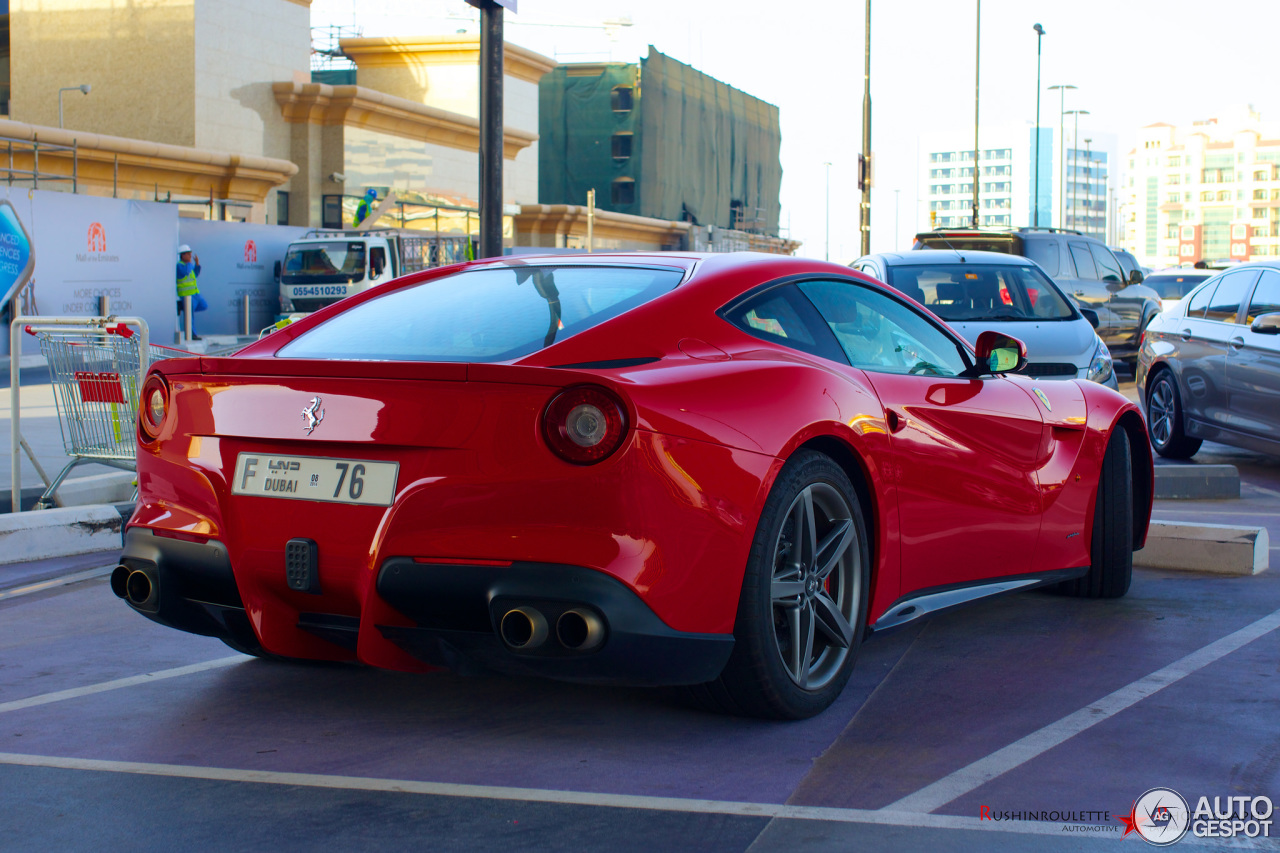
(499, 606, 548, 650)
(498, 605, 607, 653)
(110, 565, 159, 611)
(556, 608, 605, 652)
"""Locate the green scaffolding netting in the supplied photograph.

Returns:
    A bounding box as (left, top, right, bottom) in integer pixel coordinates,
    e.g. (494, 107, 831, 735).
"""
(539, 46, 782, 235)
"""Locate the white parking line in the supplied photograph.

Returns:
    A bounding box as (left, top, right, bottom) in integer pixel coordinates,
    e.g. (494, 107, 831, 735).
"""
(0, 656, 246, 715)
(884, 607, 1280, 815)
(0, 752, 1164, 843)
(0, 566, 115, 602)
(1243, 482, 1280, 500)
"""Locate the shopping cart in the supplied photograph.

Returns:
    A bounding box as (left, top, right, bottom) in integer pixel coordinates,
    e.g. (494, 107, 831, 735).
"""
(18, 317, 193, 509)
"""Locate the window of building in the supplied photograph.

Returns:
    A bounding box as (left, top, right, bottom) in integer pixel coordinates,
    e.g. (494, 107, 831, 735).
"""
(275, 191, 290, 226)
(611, 86, 634, 112)
(1201, 191, 1216, 202)
(1168, 175, 1181, 185)
(1169, 156, 1182, 167)
(1255, 170, 1271, 181)
(1219, 190, 1232, 201)
(611, 132, 633, 160)
(611, 177, 635, 205)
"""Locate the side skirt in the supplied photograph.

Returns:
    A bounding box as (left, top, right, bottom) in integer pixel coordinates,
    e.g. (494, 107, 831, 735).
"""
(869, 567, 1089, 634)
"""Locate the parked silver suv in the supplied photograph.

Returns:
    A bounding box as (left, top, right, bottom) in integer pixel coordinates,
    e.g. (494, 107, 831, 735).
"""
(913, 227, 1161, 368)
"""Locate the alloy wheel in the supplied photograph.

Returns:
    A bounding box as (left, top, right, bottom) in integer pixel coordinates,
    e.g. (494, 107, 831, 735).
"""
(1148, 378, 1175, 448)
(769, 482, 861, 690)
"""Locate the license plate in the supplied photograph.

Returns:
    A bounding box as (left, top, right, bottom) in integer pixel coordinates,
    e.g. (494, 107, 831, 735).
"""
(231, 453, 399, 506)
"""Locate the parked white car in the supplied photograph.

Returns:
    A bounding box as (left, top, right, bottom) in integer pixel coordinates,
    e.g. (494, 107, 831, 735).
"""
(852, 249, 1116, 388)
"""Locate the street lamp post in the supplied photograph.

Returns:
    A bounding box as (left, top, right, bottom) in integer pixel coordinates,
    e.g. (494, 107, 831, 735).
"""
(861, 0, 872, 255)
(1047, 84, 1076, 229)
(972, 0, 981, 229)
(1064, 109, 1090, 231)
(1032, 24, 1045, 228)
(824, 161, 832, 261)
(1084, 138, 1092, 237)
(58, 84, 91, 129)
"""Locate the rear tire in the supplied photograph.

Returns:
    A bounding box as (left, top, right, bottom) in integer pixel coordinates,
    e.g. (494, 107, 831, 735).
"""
(692, 450, 870, 719)
(1056, 428, 1133, 599)
(1146, 370, 1201, 459)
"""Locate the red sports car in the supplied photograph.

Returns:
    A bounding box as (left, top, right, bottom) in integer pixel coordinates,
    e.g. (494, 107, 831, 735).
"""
(114, 252, 1152, 719)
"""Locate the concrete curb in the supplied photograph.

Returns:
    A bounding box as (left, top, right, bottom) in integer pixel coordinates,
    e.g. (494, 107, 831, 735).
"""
(0, 504, 126, 566)
(1153, 463, 1240, 500)
(1136, 520, 1269, 575)
(0, 471, 136, 514)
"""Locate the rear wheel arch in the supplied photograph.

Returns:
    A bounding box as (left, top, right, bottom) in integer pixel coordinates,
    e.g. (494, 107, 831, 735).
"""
(794, 435, 878, 618)
(1114, 411, 1153, 549)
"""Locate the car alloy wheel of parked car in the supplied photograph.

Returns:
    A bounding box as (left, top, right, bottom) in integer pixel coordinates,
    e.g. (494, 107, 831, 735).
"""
(1146, 370, 1203, 459)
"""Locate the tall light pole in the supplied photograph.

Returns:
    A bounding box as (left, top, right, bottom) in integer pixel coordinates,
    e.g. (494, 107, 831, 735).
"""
(1032, 24, 1045, 228)
(1084, 138, 1093, 237)
(58, 84, 91, 129)
(1064, 109, 1089, 231)
(972, 0, 981, 229)
(861, 0, 872, 255)
(824, 161, 832, 261)
(1047, 84, 1076, 229)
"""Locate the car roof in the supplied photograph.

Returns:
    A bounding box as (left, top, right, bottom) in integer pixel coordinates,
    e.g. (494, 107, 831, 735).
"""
(862, 249, 1035, 267)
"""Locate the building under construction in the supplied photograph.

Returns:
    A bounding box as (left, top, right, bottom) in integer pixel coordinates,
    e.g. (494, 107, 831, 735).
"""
(538, 47, 795, 254)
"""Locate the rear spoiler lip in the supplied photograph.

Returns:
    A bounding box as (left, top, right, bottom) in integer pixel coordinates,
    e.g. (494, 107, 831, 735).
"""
(150, 356, 628, 390)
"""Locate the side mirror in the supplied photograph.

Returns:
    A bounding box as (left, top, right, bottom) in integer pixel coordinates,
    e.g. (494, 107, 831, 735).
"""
(273, 260, 282, 283)
(1128, 269, 1144, 285)
(974, 330, 1027, 375)
(1079, 307, 1100, 329)
(1251, 312, 1280, 335)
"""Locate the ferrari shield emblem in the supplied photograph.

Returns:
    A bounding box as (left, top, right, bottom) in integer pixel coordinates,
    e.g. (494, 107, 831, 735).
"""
(1033, 388, 1053, 412)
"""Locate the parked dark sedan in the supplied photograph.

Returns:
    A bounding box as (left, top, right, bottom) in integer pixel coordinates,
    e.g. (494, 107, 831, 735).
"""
(1136, 261, 1280, 458)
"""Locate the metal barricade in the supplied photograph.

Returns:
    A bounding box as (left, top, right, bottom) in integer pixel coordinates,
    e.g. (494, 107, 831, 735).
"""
(8, 316, 192, 511)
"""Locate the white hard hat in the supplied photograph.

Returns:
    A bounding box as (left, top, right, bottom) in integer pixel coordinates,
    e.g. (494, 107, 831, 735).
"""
(178, 244, 192, 254)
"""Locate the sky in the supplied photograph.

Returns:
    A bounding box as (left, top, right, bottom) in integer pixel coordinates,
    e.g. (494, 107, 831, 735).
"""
(311, 0, 1280, 264)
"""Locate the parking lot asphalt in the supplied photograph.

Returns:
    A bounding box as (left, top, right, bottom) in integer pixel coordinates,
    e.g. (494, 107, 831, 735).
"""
(2, 379, 1278, 851)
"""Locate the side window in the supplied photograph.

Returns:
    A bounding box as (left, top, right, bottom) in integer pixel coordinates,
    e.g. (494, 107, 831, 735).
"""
(1246, 270, 1280, 324)
(1204, 270, 1255, 324)
(1068, 243, 1098, 279)
(369, 246, 387, 278)
(1185, 279, 1218, 318)
(799, 279, 970, 376)
(1089, 244, 1124, 283)
(723, 284, 844, 362)
(1022, 240, 1060, 277)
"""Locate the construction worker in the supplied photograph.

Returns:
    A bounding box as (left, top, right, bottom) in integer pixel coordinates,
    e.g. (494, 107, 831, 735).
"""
(354, 188, 378, 227)
(176, 244, 207, 340)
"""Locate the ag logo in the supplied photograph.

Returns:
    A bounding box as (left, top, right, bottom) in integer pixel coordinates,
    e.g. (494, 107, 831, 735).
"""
(245, 239, 257, 263)
(1118, 787, 1190, 846)
(87, 222, 106, 252)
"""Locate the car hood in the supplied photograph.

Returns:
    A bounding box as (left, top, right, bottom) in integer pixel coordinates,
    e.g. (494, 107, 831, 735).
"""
(948, 318, 1097, 364)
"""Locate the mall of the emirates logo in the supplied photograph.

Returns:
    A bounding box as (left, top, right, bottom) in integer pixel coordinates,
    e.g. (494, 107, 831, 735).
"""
(77, 221, 119, 263)
(1118, 788, 1189, 845)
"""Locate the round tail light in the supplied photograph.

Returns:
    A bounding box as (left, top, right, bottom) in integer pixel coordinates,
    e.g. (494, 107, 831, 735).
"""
(139, 373, 170, 441)
(542, 386, 628, 465)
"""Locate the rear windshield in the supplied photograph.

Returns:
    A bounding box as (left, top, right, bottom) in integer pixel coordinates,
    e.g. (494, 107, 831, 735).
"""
(277, 264, 684, 362)
(887, 263, 1076, 322)
(914, 234, 1023, 256)
(1144, 273, 1212, 300)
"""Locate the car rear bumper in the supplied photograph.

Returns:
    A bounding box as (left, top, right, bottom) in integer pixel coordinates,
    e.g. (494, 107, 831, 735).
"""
(117, 527, 735, 686)
(373, 557, 735, 686)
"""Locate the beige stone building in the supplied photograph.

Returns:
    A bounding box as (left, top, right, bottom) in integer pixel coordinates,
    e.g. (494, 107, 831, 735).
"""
(0, 2, 775, 254)
(1123, 105, 1280, 268)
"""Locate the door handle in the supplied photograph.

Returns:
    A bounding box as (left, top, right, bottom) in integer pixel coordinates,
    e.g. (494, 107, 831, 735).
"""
(1073, 290, 1085, 297)
(1180, 328, 1193, 342)
(1229, 336, 1245, 351)
(886, 409, 906, 433)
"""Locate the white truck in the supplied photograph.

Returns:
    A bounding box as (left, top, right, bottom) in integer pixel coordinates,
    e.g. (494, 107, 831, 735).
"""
(275, 229, 431, 315)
